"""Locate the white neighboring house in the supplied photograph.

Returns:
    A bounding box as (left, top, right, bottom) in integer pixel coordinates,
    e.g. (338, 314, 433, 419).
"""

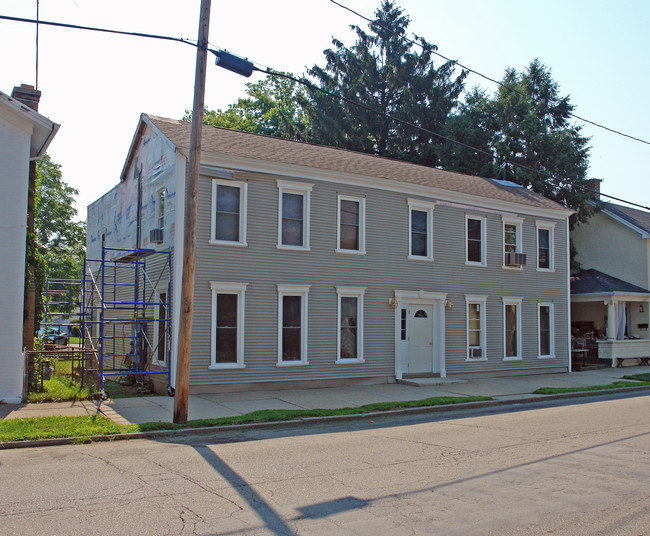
(0, 87, 59, 403)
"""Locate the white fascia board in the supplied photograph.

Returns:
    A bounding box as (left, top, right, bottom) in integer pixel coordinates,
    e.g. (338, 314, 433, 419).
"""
(601, 208, 649, 239)
(571, 292, 650, 303)
(119, 114, 180, 182)
(199, 152, 573, 221)
(0, 92, 59, 159)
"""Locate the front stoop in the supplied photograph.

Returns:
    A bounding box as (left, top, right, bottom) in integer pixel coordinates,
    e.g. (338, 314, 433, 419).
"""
(397, 377, 469, 387)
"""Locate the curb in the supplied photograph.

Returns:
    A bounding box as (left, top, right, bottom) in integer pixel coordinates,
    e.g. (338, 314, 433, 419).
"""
(2, 384, 650, 450)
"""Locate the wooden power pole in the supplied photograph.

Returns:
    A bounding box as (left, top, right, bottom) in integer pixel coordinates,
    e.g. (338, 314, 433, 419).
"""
(173, 0, 211, 423)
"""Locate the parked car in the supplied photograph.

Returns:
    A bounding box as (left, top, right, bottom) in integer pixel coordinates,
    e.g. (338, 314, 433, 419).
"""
(37, 327, 68, 345)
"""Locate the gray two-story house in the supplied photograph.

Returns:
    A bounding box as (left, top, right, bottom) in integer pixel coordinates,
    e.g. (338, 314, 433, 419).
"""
(86, 114, 573, 393)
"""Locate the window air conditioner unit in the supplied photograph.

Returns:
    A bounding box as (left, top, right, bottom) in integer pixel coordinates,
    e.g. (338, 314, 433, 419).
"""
(469, 347, 482, 359)
(505, 252, 526, 266)
(150, 228, 164, 244)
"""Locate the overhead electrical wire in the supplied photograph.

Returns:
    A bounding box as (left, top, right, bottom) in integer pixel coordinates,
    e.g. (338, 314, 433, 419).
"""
(2, 13, 648, 211)
(327, 0, 650, 147)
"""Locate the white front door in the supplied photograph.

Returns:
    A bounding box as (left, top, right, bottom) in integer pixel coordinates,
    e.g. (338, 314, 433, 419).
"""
(407, 305, 434, 374)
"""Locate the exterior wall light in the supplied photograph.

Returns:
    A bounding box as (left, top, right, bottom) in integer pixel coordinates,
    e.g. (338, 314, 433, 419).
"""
(445, 300, 453, 310)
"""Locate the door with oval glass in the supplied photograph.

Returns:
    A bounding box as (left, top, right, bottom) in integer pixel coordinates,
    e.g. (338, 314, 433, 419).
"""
(407, 305, 434, 374)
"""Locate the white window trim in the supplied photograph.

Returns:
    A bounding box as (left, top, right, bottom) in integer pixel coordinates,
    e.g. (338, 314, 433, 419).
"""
(152, 285, 170, 366)
(465, 214, 487, 267)
(407, 199, 435, 261)
(276, 180, 313, 251)
(465, 295, 488, 361)
(537, 302, 555, 358)
(502, 297, 523, 360)
(209, 281, 248, 369)
(210, 178, 248, 247)
(502, 216, 524, 270)
(336, 195, 366, 254)
(535, 220, 556, 272)
(336, 286, 366, 363)
(276, 284, 310, 367)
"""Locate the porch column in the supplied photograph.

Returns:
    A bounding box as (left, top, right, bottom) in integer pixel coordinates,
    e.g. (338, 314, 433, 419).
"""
(606, 300, 617, 340)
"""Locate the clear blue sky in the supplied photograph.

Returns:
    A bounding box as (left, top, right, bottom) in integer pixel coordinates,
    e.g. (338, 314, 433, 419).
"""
(1, 0, 648, 214)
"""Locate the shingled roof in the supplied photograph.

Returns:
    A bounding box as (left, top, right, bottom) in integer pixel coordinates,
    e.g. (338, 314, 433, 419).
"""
(145, 115, 569, 213)
(571, 269, 650, 296)
(600, 202, 650, 235)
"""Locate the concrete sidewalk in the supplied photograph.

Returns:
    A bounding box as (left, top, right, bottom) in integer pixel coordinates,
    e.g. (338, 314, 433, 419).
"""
(2, 366, 649, 425)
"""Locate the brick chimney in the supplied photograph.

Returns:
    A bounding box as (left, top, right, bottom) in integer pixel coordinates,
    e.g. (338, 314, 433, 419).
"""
(12, 83, 42, 358)
(586, 178, 602, 201)
(11, 83, 41, 112)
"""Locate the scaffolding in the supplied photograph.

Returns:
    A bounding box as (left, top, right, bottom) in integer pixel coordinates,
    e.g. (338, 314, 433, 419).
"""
(82, 246, 173, 398)
(42, 278, 82, 340)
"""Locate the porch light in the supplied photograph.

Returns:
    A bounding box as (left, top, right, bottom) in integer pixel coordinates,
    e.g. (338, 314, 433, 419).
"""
(388, 297, 398, 308)
(641, 304, 646, 313)
(445, 300, 453, 310)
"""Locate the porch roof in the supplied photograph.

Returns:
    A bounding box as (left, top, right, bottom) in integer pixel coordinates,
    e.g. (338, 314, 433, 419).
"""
(571, 269, 650, 298)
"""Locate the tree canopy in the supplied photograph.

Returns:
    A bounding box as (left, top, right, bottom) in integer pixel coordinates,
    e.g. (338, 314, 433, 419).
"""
(35, 154, 86, 281)
(184, 73, 310, 140)
(441, 59, 593, 222)
(302, 0, 466, 166)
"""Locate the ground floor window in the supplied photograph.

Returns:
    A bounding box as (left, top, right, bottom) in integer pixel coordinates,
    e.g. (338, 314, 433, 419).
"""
(538, 303, 555, 357)
(337, 287, 366, 362)
(465, 295, 487, 360)
(503, 297, 522, 359)
(210, 282, 247, 368)
(277, 285, 310, 366)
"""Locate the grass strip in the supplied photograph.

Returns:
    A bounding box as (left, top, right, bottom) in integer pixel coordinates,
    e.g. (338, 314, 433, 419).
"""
(533, 380, 650, 395)
(622, 373, 650, 382)
(1, 395, 490, 442)
(28, 376, 96, 403)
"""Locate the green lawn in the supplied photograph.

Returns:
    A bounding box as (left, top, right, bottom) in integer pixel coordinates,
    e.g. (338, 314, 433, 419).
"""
(533, 380, 650, 395)
(1, 395, 491, 442)
(28, 376, 96, 403)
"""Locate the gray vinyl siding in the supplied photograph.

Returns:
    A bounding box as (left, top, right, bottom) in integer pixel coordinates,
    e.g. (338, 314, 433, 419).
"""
(189, 168, 569, 386)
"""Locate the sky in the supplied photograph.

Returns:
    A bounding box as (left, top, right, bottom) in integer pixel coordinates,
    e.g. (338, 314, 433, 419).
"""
(1, 0, 649, 218)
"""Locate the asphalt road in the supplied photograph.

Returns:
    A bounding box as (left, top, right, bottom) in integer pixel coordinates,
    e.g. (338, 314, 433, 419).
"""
(1, 393, 649, 535)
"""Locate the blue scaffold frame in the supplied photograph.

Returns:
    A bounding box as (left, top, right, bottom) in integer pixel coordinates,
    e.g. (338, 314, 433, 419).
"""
(81, 246, 173, 398)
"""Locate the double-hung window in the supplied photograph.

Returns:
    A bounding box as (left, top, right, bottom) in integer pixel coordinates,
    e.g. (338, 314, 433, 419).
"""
(277, 180, 313, 250)
(538, 303, 555, 358)
(502, 216, 524, 268)
(465, 215, 486, 265)
(502, 297, 522, 359)
(211, 179, 248, 246)
(336, 287, 365, 362)
(277, 285, 310, 366)
(210, 282, 247, 368)
(465, 295, 487, 360)
(157, 189, 165, 229)
(337, 195, 366, 253)
(408, 199, 434, 260)
(536, 221, 555, 271)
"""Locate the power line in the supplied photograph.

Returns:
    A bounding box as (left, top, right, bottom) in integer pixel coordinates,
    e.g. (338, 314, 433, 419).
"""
(2, 13, 647, 211)
(327, 0, 650, 147)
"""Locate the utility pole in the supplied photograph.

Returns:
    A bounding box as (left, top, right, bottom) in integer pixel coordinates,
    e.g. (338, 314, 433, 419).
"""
(173, 0, 211, 423)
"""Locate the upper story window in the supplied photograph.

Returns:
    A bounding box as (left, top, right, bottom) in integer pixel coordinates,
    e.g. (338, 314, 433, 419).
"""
(408, 199, 434, 261)
(211, 178, 248, 247)
(536, 221, 556, 271)
(466, 215, 486, 266)
(337, 195, 366, 254)
(277, 180, 313, 250)
(502, 216, 524, 268)
(158, 189, 165, 229)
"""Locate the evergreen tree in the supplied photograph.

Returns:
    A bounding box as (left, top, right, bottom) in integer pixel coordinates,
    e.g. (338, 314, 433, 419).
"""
(303, 0, 466, 166)
(441, 60, 593, 222)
